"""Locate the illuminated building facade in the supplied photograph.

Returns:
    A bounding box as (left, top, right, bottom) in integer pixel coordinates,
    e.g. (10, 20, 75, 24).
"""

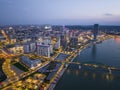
(93, 24, 99, 40)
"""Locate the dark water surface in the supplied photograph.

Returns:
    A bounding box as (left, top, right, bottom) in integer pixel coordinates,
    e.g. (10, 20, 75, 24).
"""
(55, 38, 120, 90)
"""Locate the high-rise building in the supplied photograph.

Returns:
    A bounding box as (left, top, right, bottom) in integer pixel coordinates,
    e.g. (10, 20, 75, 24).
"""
(30, 42, 36, 52)
(54, 37, 60, 49)
(37, 44, 50, 58)
(93, 24, 99, 40)
(43, 37, 51, 45)
(24, 43, 30, 53)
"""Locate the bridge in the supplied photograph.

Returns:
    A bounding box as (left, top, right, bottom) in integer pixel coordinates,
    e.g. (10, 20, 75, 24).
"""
(53, 59, 120, 72)
(54, 60, 80, 65)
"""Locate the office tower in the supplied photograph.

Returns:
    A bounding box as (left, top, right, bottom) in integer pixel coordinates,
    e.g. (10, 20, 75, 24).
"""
(37, 44, 50, 58)
(93, 24, 99, 40)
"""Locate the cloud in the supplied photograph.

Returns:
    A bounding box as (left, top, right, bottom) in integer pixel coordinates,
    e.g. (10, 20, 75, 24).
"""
(104, 13, 113, 16)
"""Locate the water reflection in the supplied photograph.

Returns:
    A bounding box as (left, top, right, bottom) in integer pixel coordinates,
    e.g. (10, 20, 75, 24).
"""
(115, 37, 120, 43)
(66, 69, 71, 74)
(66, 67, 114, 81)
(91, 44, 97, 61)
(110, 75, 114, 80)
(92, 73, 96, 79)
(101, 74, 105, 80)
(105, 74, 114, 81)
(84, 71, 88, 77)
(75, 70, 79, 76)
(55, 39, 120, 90)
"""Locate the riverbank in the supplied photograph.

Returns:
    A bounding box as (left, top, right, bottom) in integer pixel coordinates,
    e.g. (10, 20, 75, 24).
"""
(52, 35, 113, 90)
(46, 43, 88, 90)
(54, 36, 120, 90)
(47, 59, 77, 90)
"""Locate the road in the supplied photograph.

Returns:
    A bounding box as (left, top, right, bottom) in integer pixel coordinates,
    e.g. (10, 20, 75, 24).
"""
(0, 60, 50, 89)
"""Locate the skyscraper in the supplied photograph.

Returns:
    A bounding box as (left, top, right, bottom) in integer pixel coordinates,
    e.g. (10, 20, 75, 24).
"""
(93, 24, 99, 40)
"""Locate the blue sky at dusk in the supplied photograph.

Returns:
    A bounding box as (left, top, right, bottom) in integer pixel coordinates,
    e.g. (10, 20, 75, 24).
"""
(0, 0, 120, 25)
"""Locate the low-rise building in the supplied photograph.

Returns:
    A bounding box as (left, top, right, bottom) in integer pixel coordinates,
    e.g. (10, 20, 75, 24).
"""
(21, 56, 41, 69)
(10, 44, 24, 54)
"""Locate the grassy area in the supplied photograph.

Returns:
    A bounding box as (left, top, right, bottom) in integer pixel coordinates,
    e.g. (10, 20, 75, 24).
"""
(13, 62, 28, 72)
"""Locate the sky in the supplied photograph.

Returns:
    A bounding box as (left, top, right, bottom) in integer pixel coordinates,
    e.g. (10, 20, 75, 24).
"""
(0, 0, 120, 25)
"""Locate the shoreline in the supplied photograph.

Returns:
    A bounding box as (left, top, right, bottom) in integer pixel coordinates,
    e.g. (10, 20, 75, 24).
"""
(48, 45, 86, 90)
(48, 36, 113, 90)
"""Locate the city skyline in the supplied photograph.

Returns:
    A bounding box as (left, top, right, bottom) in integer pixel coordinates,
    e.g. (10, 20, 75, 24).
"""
(0, 20, 120, 89)
(0, 0, 120, 25)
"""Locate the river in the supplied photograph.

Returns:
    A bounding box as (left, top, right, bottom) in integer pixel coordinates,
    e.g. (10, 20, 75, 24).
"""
(55, 38, 120, 90)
